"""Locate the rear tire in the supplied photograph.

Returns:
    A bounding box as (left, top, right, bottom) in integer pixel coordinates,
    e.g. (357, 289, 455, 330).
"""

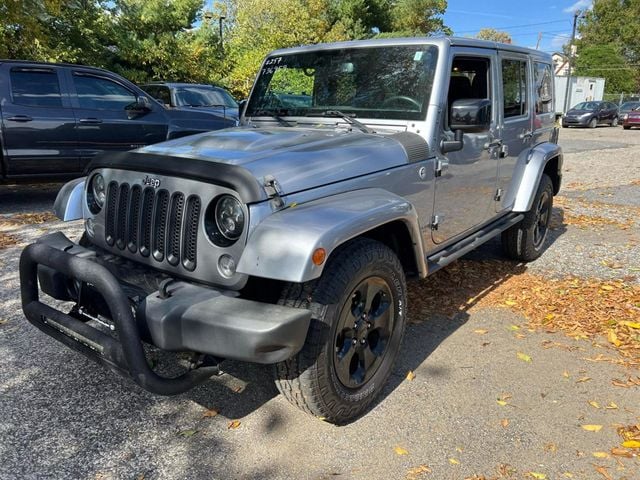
(502, 174, 554, 262)
(623, 125, 631, 130)
(274, 238, 407, 425)
(611, 117, 618, 127)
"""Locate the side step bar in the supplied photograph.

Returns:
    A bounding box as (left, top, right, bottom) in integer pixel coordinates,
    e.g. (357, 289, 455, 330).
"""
(427, 213, 524, 274)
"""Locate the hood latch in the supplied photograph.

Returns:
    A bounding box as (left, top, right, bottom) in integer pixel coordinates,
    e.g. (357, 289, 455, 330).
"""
(263, 175, 285, 209)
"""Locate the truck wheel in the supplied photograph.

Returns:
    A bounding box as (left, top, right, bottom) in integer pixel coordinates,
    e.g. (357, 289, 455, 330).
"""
(588, 118, 597, 128)
(502, 174, 553, 262)
(274, 238, 407, 424)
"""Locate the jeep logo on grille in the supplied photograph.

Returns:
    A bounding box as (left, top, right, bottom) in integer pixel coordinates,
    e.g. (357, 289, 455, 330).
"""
(142, 176, 161, 188)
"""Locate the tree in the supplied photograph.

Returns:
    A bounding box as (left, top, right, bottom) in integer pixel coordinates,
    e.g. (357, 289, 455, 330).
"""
(574, 44, 636, 94)
(475, 28, 512, 44)
(576, 0, 640, 92)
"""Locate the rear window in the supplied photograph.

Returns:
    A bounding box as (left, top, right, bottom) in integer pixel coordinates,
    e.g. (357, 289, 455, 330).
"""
(10, 69, 63, 107)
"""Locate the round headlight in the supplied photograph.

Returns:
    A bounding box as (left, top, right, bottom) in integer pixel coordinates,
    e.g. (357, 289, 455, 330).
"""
(205, 195, 245, 246)
(87, 173, 106, 214)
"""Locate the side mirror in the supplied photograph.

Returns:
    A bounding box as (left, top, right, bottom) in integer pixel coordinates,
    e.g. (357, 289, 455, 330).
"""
(450, 98, 491, 133)
(125, 96, 152, 118)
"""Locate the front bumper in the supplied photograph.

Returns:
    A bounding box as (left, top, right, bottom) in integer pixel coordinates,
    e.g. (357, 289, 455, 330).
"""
(20, 233, 311, 395)
(562, 116, 590, 127)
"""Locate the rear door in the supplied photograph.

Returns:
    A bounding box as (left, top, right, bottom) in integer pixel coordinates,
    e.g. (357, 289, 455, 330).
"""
(0, 63, 78, 176)
(496, 53, 533, 212)
(68, 70, 169, 169)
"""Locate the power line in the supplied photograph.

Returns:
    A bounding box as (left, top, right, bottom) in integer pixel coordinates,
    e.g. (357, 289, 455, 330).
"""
(454, 19, 569, 35)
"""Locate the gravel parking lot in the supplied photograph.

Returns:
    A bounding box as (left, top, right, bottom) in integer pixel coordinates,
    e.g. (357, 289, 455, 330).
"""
(1, 126, 639, 480)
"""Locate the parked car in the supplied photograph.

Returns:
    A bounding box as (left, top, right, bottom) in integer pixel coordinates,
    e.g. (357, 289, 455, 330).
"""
(140, 82, 239, 121)
(562, 100, 618, 128)
(0, 61, 237, 182)
(622, 108, 640, 129)
(21, 37, 562, 424)
(618, 101, 640, 124)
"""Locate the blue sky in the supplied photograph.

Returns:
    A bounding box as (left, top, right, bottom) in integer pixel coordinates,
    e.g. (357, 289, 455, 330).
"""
(444, 0, 593, 53)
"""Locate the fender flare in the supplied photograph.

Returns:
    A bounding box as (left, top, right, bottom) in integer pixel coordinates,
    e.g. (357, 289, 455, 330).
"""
(511, 143, 563, 212)
(53, 177, 85, 221)
(237, 188, 426, 283)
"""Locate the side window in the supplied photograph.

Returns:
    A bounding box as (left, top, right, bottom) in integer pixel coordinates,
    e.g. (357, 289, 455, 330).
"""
(447, 56, 491, 128)
(534, 62, 553, 114)
(73, 74, 136, 110)
(155, 87, 171, 105)
(502, 59, 528, 118)
(10, 69, 63, 107)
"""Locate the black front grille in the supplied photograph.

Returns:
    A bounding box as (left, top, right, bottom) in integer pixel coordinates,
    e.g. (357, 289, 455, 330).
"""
(104, 183, 200, 271)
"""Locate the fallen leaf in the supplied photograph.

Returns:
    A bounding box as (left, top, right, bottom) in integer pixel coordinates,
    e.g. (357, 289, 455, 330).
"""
(508, 325, 520, 331)
(582, 424, 603, 432)
(607, 330, 621, 347)
(576, 376, 592, 383)
(448, 458, 459, 465)
(622, 440, 640, 449)
(473, 329, 488, 335)
(612, 379, 630, 388)
(611, 447, 633, 457)
(527, 472, 547, 479)
(563, 370, 570, 378)
(405, 464, 431, 478)
(593, 465, 612, 480)
(605, 402, 618, 410)
(500, 419, 509, 428)
(622, 321, 640, 329)
(562, 473, 574, 478)
(600, 285, 614, 291)
(0, 318, 7, 325)
(592, 452, 609, 458)
(394, 446, 409, 456)
(202, 408, 219, 418)
(228, 420, 241, 429)
(496, 400, 508, 406)
(588, 401, 600, 409)
(178, 429, 198, 437)
(515, 333, 527, 339)
(544, 442, 557, 453)
(406, 370, 416, 381)
(517, 352, 532, 363)
(504, 300, 517, 306)
(232, 386, 243, 393)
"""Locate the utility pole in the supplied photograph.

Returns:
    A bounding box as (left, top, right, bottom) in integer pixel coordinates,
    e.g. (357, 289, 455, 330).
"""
(563, 10, 580, 114)
(536, 32, 542, 50)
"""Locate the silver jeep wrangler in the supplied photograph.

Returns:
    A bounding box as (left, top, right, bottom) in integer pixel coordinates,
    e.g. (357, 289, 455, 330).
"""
(20, 37, 561, 424)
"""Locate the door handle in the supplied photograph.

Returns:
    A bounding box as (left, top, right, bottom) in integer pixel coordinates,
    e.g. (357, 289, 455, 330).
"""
(79, 118, 103, 124)
(484, 139, 502, 150)
(519, 131, 533, 140)
(7, 115, 33, 122)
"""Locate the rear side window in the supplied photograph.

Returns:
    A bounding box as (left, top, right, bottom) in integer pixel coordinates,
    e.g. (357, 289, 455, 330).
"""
(73, 74, 136, 110)
(534, 62, 553, 114)
(10, 69, 63, 107)
(502, 59, 528, 118)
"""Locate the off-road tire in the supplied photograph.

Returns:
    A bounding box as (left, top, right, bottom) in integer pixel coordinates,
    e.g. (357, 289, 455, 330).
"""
(502, 174, 554, 262)
(274, 238, 407, 425)
(588, 117, 598, 128)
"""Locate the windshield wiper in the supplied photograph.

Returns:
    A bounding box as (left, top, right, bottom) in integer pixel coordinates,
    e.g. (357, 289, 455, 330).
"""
(312, 110, 375, 134)
(252, 109, 294, 127)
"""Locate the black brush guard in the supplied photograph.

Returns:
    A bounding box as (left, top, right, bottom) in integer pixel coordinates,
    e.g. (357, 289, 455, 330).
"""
(20, 242, 219, 395)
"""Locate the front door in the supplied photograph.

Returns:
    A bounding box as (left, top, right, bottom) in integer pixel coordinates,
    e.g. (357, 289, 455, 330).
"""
(432, 49, 500, 244)
(68, 70, 168, 169)
(0, 64, 78, 176)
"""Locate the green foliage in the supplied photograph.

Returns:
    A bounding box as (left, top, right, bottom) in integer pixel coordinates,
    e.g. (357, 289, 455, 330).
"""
(1, 0, 452, 97)
(475, 28, 512, 44)
(577, 0, 640, 93)
(574, 44, 637, 94)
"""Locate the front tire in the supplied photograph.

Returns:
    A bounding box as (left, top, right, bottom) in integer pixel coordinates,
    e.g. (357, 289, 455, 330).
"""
(588, 117, 598, 128)
(274, 238, 407, 424)
(502, 174, 554, 262)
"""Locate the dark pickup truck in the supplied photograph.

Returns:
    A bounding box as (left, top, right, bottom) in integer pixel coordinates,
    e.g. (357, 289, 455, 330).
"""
(0, 61, 237, 181)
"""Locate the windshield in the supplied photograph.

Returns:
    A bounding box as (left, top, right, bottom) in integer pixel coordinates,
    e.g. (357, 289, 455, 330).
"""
(174, 86, 237, 108)
(246, 45, 439, 121)
(572, 102, 600, 111)
(620, 102, 640, 111)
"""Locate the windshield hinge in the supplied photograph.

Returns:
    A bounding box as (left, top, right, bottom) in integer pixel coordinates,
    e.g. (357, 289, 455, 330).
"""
(263, 175, 283, 198)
